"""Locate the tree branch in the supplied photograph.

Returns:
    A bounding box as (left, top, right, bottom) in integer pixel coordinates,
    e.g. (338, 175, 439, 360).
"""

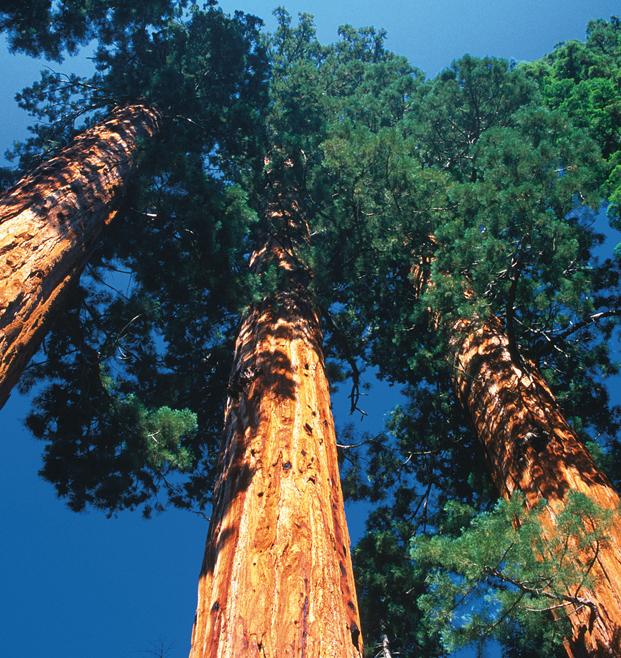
(483, 565, 599, 628)
(320, 303, 367, 417)
(533, 309, 621, 359)
(505, 236, 527, 365)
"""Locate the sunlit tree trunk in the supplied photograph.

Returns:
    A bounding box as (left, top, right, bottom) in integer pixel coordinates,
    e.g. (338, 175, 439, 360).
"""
(0, 103, 162, 409)
(452, 314, 621, 658)
(190, 191, 363, 658)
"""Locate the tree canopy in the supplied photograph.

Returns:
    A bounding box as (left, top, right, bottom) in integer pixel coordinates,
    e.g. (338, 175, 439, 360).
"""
(0, 0, 189, 61)
(4, 6, 621, 657)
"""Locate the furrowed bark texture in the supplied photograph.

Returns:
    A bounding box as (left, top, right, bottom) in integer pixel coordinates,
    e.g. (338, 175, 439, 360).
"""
(452, 315, 621, 657)
(0, 103, 162, 409)
(190, 193, 363, 658)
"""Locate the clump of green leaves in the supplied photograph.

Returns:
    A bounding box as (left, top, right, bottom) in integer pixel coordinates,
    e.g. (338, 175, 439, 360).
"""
(0, 0, 188, 61)
(26, 351, 199, 518)
(523, 16, 621, 249)
(412, 492, 616, 656)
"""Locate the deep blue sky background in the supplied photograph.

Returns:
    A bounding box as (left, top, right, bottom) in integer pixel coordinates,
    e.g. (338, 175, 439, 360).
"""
(2, 2, 621, 657)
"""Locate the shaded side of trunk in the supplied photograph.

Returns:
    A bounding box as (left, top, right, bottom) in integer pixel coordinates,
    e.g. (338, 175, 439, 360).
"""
(0, 103, 162, 409)
(190, 193, 363, 658)
(452, 315, 621, 657)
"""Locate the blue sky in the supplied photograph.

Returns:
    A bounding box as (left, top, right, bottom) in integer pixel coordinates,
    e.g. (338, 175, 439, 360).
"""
(1, 1, 620, 657)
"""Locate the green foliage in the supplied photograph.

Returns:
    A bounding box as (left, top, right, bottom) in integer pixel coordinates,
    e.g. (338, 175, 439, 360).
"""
(9, 3, 270, 517)
(318, 46, 621, 460)
(420, 55, 538, 182)
(412, 492, 614, 655)
(25, 322, 199, 517)
(354, 522, 446, 657)
(525, 17, 621, 160)
(523, 16, 621, 239)
(19, 169, 258, 515)
(8, 4, 268, 170)
(0, 0, 189, 61)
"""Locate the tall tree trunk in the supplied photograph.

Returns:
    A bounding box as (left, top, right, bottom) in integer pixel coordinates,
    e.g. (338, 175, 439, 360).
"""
(0, 103, 162, 409)
(451, 314, 621, 657)
(190, 190, 363, 658)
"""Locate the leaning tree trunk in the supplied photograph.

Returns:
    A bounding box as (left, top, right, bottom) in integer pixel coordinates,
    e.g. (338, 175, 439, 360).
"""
(0, 103, 162, 410)
(451, 314, 621, 657)
(190, 190, 363, 658)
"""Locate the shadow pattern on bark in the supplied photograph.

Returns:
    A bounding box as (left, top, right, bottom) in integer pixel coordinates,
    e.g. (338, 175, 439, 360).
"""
(453, 315, 621, 658)
(0, 104, 162, 409)
(190, 190, 362, 657)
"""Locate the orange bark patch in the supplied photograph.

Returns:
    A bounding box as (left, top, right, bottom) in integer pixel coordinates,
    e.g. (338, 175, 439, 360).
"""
(453, 316, 621, 657)
(0, 104, 162, 409)
(190, 194, 362, 658)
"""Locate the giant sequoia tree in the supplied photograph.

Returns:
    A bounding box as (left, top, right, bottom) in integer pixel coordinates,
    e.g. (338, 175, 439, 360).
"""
(190, 185, 362, 657)
(5, 6, 621, 658)
(317, 53, 621, 656)
(0, 2, 268, 425)
(0, 103, 162, 410)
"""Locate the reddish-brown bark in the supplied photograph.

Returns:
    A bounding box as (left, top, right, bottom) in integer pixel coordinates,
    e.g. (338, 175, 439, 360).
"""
(452, 315, 621, 657)
(190, 193, 363, 658)
(0, 104, 162, 409)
